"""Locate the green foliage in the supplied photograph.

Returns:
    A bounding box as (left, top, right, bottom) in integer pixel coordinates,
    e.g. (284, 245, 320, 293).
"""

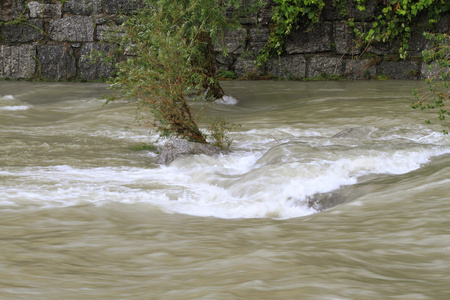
(351, 0, 449, 59)
(411, 32, 449, 134)
(259, 0, 449, 63)
(128, 142, 158, 152)
(374, 74, 391, 80)
(258, 0, 325, 64)
(217, 70, 237, 80)
(207, 117, 240, 149)
(107, 0, 243, 146)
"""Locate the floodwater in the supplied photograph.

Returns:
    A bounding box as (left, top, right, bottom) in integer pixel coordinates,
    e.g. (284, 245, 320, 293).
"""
(0, 80, 449, 299)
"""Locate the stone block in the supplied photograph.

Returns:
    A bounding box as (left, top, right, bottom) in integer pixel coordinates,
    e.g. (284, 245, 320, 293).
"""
(435, 13, 449, 33)
(104, 0, 141, 14)
(215, 53, 234, 71)
(1, 19, 44, 43)
(266, 55, 306, 79)
(333, 22, 361, 55)
(79, 43, 117, 80)
(215, 29, 247, 55)
(257, 9, 273, 26)
(234, 56, 261, 78)
(286, 23, 332, 54)
(96, 25, 125, 42)
(0, 44, 36, 79)
(367, 32, 399, 55)
(249, 28, 270, 54)
(0, 0, 27, 21)
(36, 45, 76, 80)
(322, 0, 341, 21)
(49, 16, 94, 42)
(63, 0, 102, 15)
(307, 56, 344, 78)
(407, 31, 431, 57)
(344, 59, 376, 80)
(378, 60, 420, 80)
(346, 0, 377, 21)
(420, 62, 449, 80)
(28, 1, 61, 19)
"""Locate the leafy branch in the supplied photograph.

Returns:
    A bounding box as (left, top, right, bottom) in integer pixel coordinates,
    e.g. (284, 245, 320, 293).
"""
(106, 0, 246, 147)
(411, 32, 449, 134)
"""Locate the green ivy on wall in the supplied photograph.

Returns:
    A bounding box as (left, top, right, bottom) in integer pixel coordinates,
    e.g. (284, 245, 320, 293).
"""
(351, 0, 449, 59)
(258, 0, 450, 63)
(258, 0, 325, 64)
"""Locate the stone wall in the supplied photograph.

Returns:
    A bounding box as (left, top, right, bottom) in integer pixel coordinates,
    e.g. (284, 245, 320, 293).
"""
(0, 0, 448, 81)
(219, 0, 449, 80)
(0, 0, 133, 80)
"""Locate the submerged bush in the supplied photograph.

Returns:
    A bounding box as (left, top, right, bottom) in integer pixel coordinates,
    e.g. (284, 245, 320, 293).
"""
(106, 0, 253, 146)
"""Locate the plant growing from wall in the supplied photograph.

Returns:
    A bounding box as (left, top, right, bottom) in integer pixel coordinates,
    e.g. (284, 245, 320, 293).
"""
(259, 0, 449, 64)
(411, 32, 449, 134)
(350, 0, 449, 59)
(107, 0, 248, 146)
(258, 0, 325, 64)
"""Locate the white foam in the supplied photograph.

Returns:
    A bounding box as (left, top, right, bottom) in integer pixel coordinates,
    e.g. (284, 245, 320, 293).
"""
(0, 105, 30, 111)
(0, 95, 15, 100)
(2, 121, 450, 219)
(214, 95, 239, 105)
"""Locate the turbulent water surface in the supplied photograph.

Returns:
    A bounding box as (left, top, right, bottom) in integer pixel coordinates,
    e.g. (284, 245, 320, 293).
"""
(1, 80, 449, 299)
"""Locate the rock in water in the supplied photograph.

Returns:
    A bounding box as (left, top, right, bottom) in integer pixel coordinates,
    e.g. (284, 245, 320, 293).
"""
(157, 139, 227, 165)
(307, 192, 346, 211)
(331, 128, 354, 138)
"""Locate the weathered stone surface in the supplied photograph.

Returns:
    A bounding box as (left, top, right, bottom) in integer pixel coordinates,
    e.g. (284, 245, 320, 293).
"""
(368, 40, 400, 56)
(378, 60, 420, 80)
(96, 25, 125, 41)
(36, 45, 76, 80)
(63, 0, 102, 15)
(104, 0, 141, 14)
(331, 128, 355, 138)
(0, 45, 36, 79)
(322, 0, 341, 21)
(234, 56, 261, 78)
(345, 0, 377, 21)
(307, 192, 346, 211)
(79, 43, 117, 80)
(435, 13, 449, 33)
(249, 28, 270, 54)
(215, 29, 247, 54)
(333, 22, 361, 55)
(49, 16, 94, 42)
(0, 0, 445, 82)
(215, 53, 234, 71)
(0, 0, 27, 21)
(307, 56, 344, 78)
(420, 62, 449, 80)
(323, 0, 377, 22)
(267, 55, 306, 79)
(28, 1, 61, 19)
(286, 23, 332, 54)
(1, 19, 44, 43)
(157, 139, 227, 165)
(257, 8, 273, 26)
(344, 58, 376, 80)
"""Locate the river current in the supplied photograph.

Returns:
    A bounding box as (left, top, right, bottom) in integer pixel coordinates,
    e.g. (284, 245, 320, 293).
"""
(1, 80, 449, 299)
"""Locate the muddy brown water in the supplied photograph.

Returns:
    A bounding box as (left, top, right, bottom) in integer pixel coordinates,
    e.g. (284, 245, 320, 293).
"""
(1, 80, 449, 299)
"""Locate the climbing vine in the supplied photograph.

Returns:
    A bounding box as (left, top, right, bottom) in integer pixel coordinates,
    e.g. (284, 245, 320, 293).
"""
(259, 0, 450, 63)
(258, 0, 325, 64)
(411, 33, 449, 134)
(350, 0, 449, 59)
